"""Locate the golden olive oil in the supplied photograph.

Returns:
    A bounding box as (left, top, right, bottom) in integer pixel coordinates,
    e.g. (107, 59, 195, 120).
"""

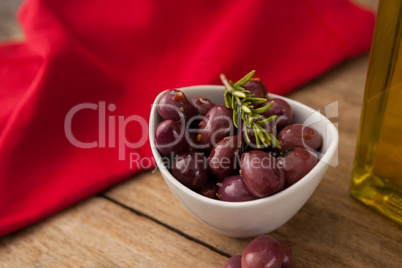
(350, 0, 402, 225)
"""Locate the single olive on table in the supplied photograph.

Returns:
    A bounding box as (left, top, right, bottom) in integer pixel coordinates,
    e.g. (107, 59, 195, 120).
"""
(223, 234, 293, 268)
(241, 235, 291, 268)
(223, 255, 242, 268)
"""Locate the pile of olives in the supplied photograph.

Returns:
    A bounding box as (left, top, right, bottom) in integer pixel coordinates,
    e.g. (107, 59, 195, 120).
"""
(154, 80, 322, 202)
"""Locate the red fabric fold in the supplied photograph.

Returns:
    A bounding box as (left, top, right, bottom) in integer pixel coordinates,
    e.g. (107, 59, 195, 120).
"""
(0, 0, 374, 236)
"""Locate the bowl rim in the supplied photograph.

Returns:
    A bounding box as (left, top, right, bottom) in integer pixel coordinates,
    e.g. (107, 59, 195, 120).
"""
(149, 85, 339, 208)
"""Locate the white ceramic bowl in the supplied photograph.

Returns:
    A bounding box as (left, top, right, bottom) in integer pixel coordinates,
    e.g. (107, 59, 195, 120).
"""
(149, 85, 338, 238)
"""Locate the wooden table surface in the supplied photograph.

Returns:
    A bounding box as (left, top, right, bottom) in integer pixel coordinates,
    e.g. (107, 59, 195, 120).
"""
(1, 0, 401, 267)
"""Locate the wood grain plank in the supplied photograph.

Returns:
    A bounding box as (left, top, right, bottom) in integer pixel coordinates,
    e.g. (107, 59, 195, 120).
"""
(0, 197, 228, 268)
(105, 171, 251, 255)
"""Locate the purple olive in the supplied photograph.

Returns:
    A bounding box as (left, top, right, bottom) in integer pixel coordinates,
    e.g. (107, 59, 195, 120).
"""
(240, 150, 285, 198)
(186, 132, 199, 152)
(223, 255, 242, 268)
(197, 182, 219, 200)
(172, 152, 209, 191)
(241, 235, 284, 268)
(243, 79, 268, 98)
(278, 147, 318, 187)
(154, 120, 188, 156)
(278, 124, 322, 151)
(277, 239, 294, 268)
(262, 98, 294, 131)
(191, 97, 216, 116)
(218, 175, 258, 202)
(208, 135, 242, 181)
(197, 105, 235, 152)
(157, 89, 195, 122)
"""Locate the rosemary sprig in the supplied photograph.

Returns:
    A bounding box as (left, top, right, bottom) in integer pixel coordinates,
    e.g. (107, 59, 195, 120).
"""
(221, 70, 280, 149)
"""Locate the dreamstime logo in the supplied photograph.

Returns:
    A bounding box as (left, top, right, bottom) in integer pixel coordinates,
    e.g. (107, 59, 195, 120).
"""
(63, 100, 339, 170)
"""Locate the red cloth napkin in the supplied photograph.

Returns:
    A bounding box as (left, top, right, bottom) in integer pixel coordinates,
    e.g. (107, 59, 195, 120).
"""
(0, 0, 374, 236)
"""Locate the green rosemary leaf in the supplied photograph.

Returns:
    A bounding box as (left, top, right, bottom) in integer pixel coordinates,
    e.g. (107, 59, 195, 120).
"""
(255, 131, 261, 148)
(242, 105, 252, 114)
(233, 70, 256, 87)
(248, 116, 253, 126)
(233, 91, 247, 98)
(261, 128, 271, 146)
(242, 102, 252, 109)
(260, 134, 268, 147)
(256, 115, 277, 125)
(253, 114, 263, 120)
(233, 104, 239, 128)
(251, 101, 273, 114)
(224, 91, 231, 109)
(271, 135, 281, 149)
(235, 86, 247, 93)
(244, 123, 251, 142)
(266, 132, 272, 142)
(231, 94, 236, 109)
(245, 97, 268, 104)
(253, 124, 267, 145)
